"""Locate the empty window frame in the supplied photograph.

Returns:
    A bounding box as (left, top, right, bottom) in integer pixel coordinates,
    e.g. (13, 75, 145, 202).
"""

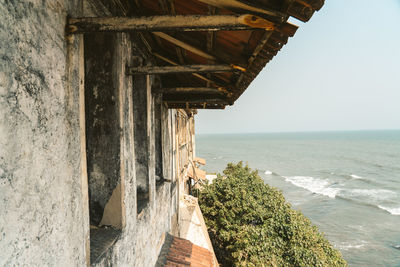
(84, 32, 124, 264)
(132, 74, 151, 214)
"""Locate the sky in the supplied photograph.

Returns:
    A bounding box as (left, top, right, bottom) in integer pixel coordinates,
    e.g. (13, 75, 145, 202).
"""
(196, 0, 400, 134)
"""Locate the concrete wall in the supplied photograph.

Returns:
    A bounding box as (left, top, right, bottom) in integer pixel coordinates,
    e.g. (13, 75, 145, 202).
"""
(0, 1, 182, 266)
(0, 1, 89, 266)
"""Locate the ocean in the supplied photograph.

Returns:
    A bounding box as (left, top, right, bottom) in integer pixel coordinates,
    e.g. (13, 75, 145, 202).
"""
(196, 130, 400, 267)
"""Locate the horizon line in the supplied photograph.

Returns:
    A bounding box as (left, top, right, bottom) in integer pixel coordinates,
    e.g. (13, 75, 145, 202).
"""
(196, 128, 400, 135)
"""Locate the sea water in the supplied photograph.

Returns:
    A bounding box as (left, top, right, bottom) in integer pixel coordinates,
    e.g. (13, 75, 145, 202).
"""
(196, 130, 400, 267)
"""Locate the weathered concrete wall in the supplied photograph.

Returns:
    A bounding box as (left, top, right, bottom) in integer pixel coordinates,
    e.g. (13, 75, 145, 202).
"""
(91, 54, 177, 265)
(1, 1, 183, 266)
(0, 1, 89, 266)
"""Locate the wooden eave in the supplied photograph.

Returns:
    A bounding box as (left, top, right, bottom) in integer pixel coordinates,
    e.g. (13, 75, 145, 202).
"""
(71, 0, 324, 109)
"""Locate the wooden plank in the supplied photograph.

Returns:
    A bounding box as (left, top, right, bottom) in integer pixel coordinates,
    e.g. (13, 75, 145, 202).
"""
(162, 94, 227, 102)
(166, 102, 226, 109)
(194, 157, 206, 165)
(207, 6, 217, 88)
(157, 0, 187, 65)
(173, 33, 248, 66)
(285, 0, 315, 22)
(153, 32, 216, 61)
(152, 52, 229, 90)
(67, 14, 275, 34)
(275, 22, 298, 37)
(127, 64, 243, 75)
(165, 99, 228, 104)
(236, 31, 272, 88)
(207, 6, 217, 53)
(197, 0, 288, 23)
(161, 87, 225, 94)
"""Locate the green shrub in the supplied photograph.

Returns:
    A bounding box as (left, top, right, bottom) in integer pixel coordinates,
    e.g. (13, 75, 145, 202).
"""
(199, 162, 347, 267)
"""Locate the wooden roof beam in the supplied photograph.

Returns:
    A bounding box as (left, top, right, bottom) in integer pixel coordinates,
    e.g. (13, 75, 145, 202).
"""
(161, 87, 225, 94)
(158, 0, 187, 65)
(165, 98, 228, 104)
(152, 52, 232, 93)
(166, 98, 228, 104)
(206, 7, 217, 53)
(162, 94, 226, 102)
(154, 32, 247, 67)
(67, 14, 275, 34)
(165, 102, 226, 109)
(207, 6, 217, 87)
(153, 32, 216, 61)
(236, 31, 273, 88)
(197, 0, 288, 23)
(173, 32, 248, 66)
(127, 64, 244, 75)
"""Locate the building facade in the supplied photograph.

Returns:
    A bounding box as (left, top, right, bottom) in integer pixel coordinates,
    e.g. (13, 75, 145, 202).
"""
(0, 0, 323, 266)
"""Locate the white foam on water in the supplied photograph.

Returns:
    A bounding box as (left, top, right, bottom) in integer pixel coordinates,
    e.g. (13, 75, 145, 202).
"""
(264, 170, 272, 175)
(343, 189, 397, 201)
(378, 206, 400, 215)
(283, 176, 340, 198)
(350, 174, 363, 179)
(336, 241, 367, 251)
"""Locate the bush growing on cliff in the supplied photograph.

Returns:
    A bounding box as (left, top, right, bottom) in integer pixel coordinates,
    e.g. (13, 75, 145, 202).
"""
(199, 162, 347, 267)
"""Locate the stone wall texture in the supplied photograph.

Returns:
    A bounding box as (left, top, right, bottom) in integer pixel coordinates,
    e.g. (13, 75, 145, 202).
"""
(0, 0, 88, 266)
(0, 1, 181, 266)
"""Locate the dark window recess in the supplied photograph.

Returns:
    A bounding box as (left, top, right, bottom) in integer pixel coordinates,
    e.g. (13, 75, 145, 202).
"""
(84, 33, 122, 264)
(154, 93, 164, 186)
(132, 74, 150, 214)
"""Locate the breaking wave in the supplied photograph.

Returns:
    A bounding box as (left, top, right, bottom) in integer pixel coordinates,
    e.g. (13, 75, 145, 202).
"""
(350, 174, 362, 179)
(378, 206, 400, 215)
(335, 241, 368, 251)
(340, 189, 397, 201)
(264, 170, 273, 175)
(282, 176, 340, 198)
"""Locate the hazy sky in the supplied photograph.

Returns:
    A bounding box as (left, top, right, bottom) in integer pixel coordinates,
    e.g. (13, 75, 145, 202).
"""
(196, 0, 400, 134)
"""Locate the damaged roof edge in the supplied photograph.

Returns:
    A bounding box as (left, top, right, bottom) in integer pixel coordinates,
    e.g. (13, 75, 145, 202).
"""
(69, 0, 325, 109)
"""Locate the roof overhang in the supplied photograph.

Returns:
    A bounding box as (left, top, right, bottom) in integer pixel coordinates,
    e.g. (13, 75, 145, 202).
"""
(69, 0, 324, 109)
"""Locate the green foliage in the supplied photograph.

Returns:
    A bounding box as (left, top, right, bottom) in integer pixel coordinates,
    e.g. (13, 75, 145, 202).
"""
(199, 162, 347, 267)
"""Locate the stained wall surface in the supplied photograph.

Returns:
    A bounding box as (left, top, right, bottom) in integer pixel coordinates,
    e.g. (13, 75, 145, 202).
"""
(0, 1, 88, 266)
(0, 1, 183, 266)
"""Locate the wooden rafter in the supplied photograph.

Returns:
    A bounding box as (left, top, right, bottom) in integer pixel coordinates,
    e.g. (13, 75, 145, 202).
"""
(163, 94, 226, 102)
(206, 6, 217, 88)
(206, 6, 217, 53)
(77, 0, 318, 110)
(127, 64, 244, 75)
(161, 87, 224, 94)
(172, 32, 248, 66)
(236, 31, 273, 88)
(197, 0, 288, 23)
(165, 102, 226, 109)
(153, 32, 216, 61)
(158, 0, 186, 65)
(152, 52, 224, 88)
(67, 14, 275, 34)
(165, 99, 228, 104)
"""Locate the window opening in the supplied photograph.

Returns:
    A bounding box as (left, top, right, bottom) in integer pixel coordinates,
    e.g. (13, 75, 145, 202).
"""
(154, 93, 163, 186)
(132, 74, 151, 214)
(84, 33, 123, 264)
